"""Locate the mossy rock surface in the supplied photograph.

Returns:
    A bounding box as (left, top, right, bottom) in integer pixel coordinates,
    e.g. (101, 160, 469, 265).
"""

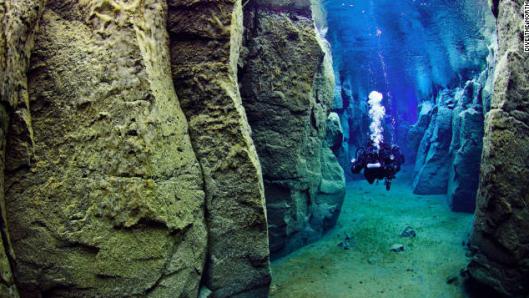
(5, 1, 207, 296)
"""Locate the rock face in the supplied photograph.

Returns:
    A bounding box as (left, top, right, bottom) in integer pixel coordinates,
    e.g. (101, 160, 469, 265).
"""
(0, 0, 344, 295)
(410, 75, 487, 213)
(167, 1, 271, 296)
(5, 1, 208, 296)
(0, 1, 48, 297)
(468, 0, 529, 296)
(408, 101, 434, 159)
(447, 82, 485, 212)
(333, 78, 370, 180)
(413, 91, 454, 195)
(239, 1, 346, 259)
(325, 112, 344, 152)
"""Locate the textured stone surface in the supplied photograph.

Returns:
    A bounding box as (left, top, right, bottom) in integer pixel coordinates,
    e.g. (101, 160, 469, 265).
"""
(240, 2, 345, 259)
(408, 101, 434, 156)
(167, 1, 271, 297)
(468, 0, 529, 296)
(411, 77, 487, 211)
(413, 92, 454, 195)
(337, 82, 370, 179)
(5, 1, 207, 296)
(447, 81, 484, 213)
(325, 112, 343, 151)
(0, 105, 16, 297)
(0, 1, 48, 296)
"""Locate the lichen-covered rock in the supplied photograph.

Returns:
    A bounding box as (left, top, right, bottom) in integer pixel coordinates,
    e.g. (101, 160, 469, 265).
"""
(5, 1, 207, 296)
(0, 106, 16, 298)
(239, 1, 345, 259)
(167, 1, 271, 297)
(468, 0, 529, 296)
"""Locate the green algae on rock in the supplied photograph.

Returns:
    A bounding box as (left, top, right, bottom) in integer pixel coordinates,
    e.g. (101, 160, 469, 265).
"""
(240, 0, 345, 259)
(168, 0, 272, 296)
(469, 0, 529, 296)
(5, 0, 207, 296)
(0, 0, 49, 296)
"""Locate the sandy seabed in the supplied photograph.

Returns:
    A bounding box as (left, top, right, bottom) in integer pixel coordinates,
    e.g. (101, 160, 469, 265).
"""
(270, 168, 474, 298)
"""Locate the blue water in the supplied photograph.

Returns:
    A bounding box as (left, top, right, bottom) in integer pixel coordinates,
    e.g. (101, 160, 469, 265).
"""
(324, 0, 494, 126)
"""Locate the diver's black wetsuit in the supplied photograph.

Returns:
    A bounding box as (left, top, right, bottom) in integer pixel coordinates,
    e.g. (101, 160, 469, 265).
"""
(351, 142, 405, 191)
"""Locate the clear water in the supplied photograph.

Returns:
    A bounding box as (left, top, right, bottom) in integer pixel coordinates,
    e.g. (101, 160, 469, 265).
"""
(323, 0, 494, 124)
(270, 168, 474, 297)
(269, 1, 495, 296)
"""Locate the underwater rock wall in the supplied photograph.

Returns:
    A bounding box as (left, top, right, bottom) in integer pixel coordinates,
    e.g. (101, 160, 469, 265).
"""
(239, 0, 346, 259)
(413, 91, 454, 195)
(168, 1, 271, 296)
(0, 0, 344, 295)
(333, 79, 370, 181)
(447, 81, 485, 212)
(469, 0, 529, 296)
(411, 75, 488, 212)
(0, 0, 280, 296)
(5, 1, 210, 296)
(0, 1, 47, 296)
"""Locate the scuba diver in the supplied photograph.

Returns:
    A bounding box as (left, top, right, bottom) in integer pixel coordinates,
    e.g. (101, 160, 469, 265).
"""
(351, 141, 405, 191)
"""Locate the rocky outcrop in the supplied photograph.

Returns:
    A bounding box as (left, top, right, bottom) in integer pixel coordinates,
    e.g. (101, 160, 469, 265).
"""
(413, 91, 454, 195)
(239, 1, 345, 259)
(447, 81, 484, 212)
(4, 1, 211, 296)
(411, 76, 487, 213)
(167, 1, 271, 296)
(333, 78, 370, 180)
(408, 101, 434, 158)
(0, 0, 347, 296)
(325, 112, 343, 152)
(468, 0, 529, 296)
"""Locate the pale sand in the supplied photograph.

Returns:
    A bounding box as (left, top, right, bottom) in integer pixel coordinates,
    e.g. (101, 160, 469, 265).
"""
(270, 168, 474, 298)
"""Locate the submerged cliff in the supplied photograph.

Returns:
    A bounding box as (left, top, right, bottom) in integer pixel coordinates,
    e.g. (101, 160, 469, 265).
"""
(0, 0, 344, 296)
(239, 0, 345, 259)
(468, 0, 529, 296)
(168, 1, 271, 296)
(411, 75, 488, 213)
(6, 1, 209, 296)
(409, 23, 495, 213)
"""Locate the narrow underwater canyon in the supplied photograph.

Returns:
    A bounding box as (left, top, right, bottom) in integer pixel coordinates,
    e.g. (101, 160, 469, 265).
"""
(0, 0, 527, 297)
